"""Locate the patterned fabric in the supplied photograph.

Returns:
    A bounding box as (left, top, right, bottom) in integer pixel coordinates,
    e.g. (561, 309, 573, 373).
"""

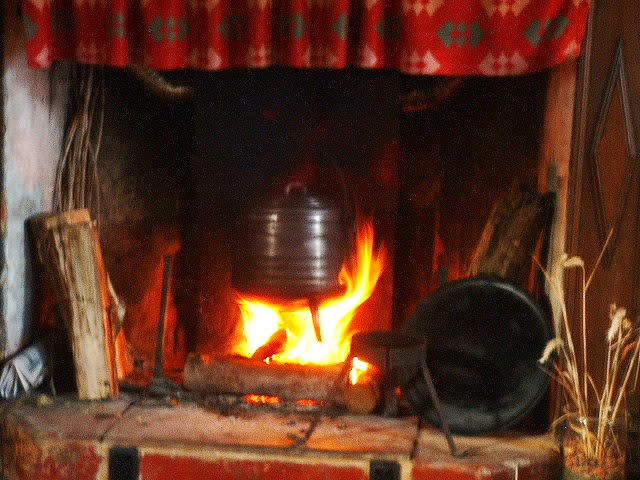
(21, 0, 590, 76)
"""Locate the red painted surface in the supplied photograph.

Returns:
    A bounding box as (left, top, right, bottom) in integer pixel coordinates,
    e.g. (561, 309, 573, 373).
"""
(412, 464, 510, 480)
(140, 454, 368, 480)
(4, 436, 103, 480)
(412, 462, 562, 480)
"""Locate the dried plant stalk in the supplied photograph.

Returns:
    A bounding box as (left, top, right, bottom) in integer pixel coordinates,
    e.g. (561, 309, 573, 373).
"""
(537, 229, 640, 469)
(54, 64, 104, 218)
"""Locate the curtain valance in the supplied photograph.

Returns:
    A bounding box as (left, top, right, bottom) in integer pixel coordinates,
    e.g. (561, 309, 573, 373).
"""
(21, 0, 590, 76)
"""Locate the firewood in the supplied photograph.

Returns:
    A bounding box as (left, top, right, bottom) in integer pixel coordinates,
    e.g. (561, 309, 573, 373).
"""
(184, 353, 345, 402)
(184, 353, 384, 414)
(30, 209, 119, 400)
(342, 370, 382, 414)
(468, 184, 552, 283)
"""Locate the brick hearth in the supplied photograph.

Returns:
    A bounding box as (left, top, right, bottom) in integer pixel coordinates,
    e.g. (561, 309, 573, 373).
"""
(1, 395, 561, 480)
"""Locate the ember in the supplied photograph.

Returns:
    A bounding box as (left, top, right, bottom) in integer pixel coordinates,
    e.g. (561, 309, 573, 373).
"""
(244, 394, 281, 405)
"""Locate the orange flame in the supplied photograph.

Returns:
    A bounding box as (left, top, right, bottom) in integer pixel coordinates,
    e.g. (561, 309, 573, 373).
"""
(233, 218, 385, 365)
(349, 357, 370, 385)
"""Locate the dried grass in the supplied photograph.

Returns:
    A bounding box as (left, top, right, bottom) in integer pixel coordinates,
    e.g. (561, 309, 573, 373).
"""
(536, 229, 640, 462)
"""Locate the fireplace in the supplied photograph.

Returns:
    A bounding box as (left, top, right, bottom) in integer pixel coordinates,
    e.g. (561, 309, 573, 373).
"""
(0, 62, 546, 405)
(43, 64, 548, 421)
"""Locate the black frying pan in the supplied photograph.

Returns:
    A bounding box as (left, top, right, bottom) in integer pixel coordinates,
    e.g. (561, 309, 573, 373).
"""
(400, 275, 551, 435)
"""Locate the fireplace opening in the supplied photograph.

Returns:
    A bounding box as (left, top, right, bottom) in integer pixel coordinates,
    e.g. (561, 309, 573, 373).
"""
(39, 65, 551, 431)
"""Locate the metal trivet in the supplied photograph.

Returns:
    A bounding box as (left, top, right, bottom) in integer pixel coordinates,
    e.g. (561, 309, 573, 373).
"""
(349, 331, 464, 458)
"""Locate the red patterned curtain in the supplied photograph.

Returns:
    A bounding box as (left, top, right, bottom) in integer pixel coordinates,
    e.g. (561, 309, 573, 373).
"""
(21, 0, 589, 76)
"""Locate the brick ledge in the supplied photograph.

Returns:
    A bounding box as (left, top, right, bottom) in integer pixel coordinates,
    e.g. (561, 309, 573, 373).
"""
(1, 395, 561, 480)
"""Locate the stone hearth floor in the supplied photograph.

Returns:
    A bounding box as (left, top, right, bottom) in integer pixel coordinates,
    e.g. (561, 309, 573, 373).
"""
(1, 394, 560, 480)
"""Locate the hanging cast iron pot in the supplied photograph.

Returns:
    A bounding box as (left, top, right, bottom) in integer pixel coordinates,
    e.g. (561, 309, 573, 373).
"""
(232, 182, 351, 302)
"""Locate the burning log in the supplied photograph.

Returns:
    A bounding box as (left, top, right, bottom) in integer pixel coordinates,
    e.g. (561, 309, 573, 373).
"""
(184, 353, 382, 412)
(251, 329, 287, 361)
(342, 369, 381, 414)
(30, 209, 119, 400)
(184, 353, 345, 402)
